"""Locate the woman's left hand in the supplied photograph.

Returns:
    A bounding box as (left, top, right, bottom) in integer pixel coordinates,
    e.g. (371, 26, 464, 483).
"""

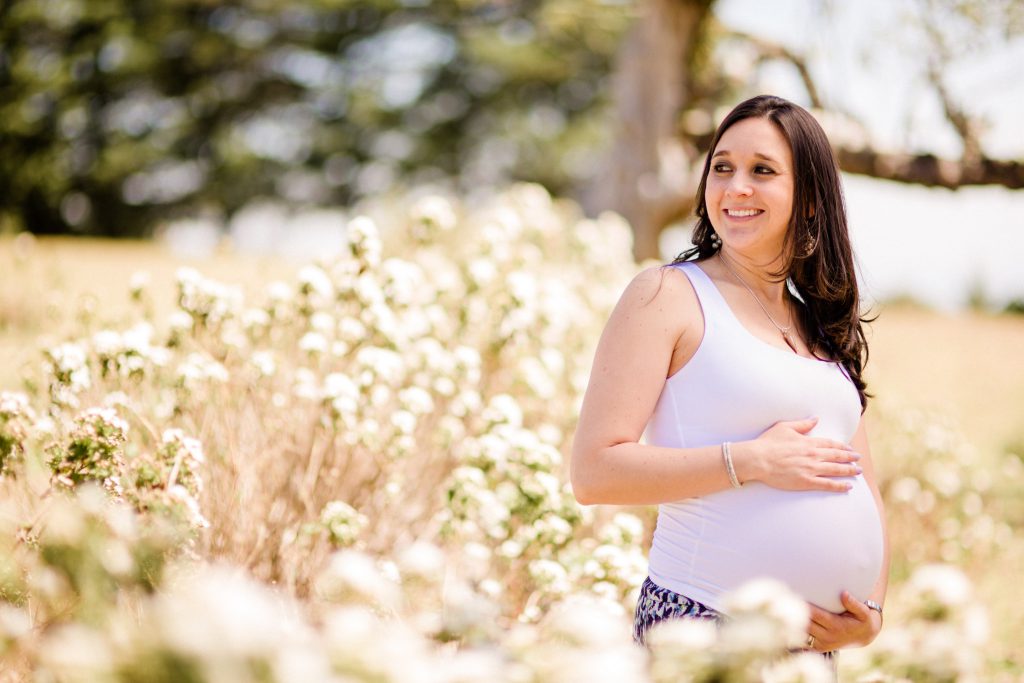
(805, 591, 883, 652)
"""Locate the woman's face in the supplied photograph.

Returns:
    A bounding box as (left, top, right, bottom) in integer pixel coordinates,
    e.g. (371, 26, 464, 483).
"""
(704, 116, 795, 261)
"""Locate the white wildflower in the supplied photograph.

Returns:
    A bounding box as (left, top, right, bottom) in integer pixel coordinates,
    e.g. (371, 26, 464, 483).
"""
(0, 391, 35, 422)
(293, 367, 320, 401)
(46, 342, 91, 392)
(396, 541, 446, 584)
(409, 194, 457, 233)
(320, 501, 368, 548)
(315, 550, 401, 611)
(167, 310, 193, 333)
(309, 311, 334, 333)
(337, 317, 367, 343)
(176, 353, 229, 388)
(390, 410, 417, 436)
(529, 559, 570, 597)
(481, 393, 522, 427)
(322, 372, 359, 415)
(167, 484, 209, 528)
(904, 563, 974, 618)
(162, 428, 205, 464)
(128, 270, 150, 298)
(296, 265, 334, 302)
(354, 347, 405, 386)
(467, 258, 498, 288)
(154, 565, 298, 659)
(250, 350, 277, 377)
(346, 216, 382, 267)
(762, 652, 835, 683)
(299, 331, 328, 355)
(722, 578, 809, 651)
(541, 593, 631, 647)
(242, 307, 271, 331)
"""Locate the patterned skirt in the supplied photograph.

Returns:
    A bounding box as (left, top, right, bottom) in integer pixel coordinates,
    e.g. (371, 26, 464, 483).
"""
(632, 577, 837, 671)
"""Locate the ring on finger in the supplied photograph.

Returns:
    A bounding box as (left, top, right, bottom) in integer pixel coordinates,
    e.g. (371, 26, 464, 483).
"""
(806, 634, 815, 649)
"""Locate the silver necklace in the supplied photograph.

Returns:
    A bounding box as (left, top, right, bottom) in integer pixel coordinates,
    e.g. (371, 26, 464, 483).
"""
(718, 253, 799, 353)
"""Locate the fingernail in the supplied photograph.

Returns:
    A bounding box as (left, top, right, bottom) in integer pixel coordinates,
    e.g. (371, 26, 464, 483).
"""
(855, 466, 863, 474)
(851, 452, 861, 460)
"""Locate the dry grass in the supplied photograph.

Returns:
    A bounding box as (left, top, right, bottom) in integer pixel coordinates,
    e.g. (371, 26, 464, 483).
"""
(865, 302, 1024, 457)
(0, 235, 293, 389)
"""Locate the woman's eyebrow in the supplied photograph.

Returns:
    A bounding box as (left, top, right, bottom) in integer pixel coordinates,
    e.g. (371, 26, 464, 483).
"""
(711, 150, 779, 163)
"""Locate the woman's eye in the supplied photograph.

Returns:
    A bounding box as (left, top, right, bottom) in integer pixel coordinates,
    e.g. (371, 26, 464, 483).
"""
(712, 163, 732, 173)
(754, 165, 775, 175)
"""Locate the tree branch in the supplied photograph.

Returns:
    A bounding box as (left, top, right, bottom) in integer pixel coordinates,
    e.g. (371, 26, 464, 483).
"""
(834, 146, 1024, 190)
(725, 29, 1019, 188)
(737, 32, 823, 109)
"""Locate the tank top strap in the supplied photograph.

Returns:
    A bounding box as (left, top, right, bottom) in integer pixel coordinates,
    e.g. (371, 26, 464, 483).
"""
(669, 261, 731, 330)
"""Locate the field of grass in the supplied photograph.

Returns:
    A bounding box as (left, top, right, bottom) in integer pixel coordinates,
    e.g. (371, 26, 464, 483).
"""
(1, 226, 1022, 681)
(0, 235, 294, 390)
(865, 303, 1024, 458)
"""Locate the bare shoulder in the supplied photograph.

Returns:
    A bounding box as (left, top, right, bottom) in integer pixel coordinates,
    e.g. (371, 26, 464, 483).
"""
(619, 263, 698, 311)
(602, 264, 708, 370)
(573, 263, 703, 458)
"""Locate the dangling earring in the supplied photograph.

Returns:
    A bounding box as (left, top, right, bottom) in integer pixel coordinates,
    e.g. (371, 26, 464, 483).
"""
(709, 230, 722, 248)
(802, 207, 818, 257)
(800, 234, 817, 257)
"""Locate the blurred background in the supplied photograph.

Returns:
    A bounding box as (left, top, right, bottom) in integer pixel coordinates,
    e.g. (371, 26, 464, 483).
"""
(1, 0, 1024, 678)
(2, 0, 1022, 308)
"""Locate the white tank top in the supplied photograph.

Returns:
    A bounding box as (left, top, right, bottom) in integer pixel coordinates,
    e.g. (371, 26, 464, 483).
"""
(644, 261, 885, 614)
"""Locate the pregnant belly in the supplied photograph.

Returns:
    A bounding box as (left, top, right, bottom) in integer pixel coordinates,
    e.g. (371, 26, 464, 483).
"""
(660, 477, 884, 614)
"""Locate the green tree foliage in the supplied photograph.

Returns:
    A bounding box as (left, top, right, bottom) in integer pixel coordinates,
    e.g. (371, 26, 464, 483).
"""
(0, 0, 635, 237)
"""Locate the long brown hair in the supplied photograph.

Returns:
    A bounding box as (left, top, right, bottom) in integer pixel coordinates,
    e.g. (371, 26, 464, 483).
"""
(669, 94, 873, 410)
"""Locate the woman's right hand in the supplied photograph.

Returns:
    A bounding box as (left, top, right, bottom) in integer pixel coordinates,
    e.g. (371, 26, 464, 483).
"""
(735, 417, 862, 492)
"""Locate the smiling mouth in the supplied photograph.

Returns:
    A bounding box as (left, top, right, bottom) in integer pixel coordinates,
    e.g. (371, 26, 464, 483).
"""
(725, 208, 764, 217)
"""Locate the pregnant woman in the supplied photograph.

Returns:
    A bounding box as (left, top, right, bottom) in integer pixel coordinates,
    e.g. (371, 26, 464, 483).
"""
(571, 95, 889, 661)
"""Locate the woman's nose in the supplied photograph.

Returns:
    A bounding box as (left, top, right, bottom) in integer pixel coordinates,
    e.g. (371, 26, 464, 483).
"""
(726, 173, 753, 197)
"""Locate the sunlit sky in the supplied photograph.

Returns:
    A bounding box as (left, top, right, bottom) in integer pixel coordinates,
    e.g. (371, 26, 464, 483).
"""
(707, 0, 1024, 309)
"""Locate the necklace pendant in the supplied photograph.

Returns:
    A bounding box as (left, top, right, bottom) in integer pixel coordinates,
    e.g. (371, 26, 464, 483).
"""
(781, 331, 798, 354)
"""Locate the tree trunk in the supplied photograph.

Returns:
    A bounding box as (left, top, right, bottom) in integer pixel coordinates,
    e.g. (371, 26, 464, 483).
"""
(589, 0, 714, 262)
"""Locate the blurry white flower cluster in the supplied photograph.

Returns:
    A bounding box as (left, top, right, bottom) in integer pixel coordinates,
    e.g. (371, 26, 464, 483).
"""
(874, 402, 1014, 567)
(0, 391, 37, 474)
(91, 323, 170, 380)
(43, 341, 92, 405)
(176, 266, 244, 328)
(320, 500, 368, 548)
(646, 580, 830, 683)
(842, 564, 990, 682)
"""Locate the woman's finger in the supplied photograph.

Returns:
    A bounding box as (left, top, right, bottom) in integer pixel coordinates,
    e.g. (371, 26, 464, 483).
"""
(819, 462, 862, 478)
(812, 438, 854, 451)
(840, 591, 872, 620)
(806, 603, 832, 624)
(815, 448, 861, 463)
(809, 475, 854, 492)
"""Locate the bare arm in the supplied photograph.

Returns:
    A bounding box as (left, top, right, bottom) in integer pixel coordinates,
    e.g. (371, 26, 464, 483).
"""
(570, 266, 861, 506)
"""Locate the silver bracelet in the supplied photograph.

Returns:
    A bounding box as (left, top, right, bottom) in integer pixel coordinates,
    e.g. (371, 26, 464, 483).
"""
(722, 441, 742, 489)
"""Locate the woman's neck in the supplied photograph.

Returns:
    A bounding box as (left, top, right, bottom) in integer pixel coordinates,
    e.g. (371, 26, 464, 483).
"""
(717, 249, 789, 304)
